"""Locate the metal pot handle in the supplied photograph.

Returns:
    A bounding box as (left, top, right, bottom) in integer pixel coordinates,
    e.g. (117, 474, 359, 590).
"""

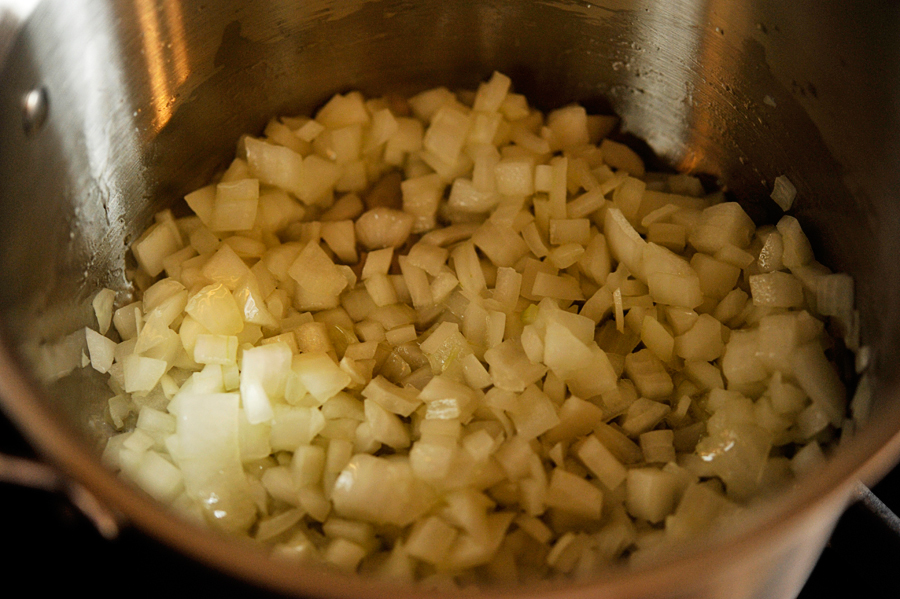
(0, 451, 121, 539)
(856, 482, 900, 535)
(799, 481, 900, 598)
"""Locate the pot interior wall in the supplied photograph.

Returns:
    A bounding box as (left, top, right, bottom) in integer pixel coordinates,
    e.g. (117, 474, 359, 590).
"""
(1, 0, 900, 596)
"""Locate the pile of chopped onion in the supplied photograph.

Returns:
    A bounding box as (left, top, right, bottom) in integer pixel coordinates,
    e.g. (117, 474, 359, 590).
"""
(87, 72, 864, 585)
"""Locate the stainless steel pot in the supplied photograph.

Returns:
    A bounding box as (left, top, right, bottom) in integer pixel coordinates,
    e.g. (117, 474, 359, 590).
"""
(1, 1, 899, 597)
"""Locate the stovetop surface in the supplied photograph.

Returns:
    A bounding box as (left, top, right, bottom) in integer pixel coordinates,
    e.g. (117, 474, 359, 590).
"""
(2, 413, 899, 597)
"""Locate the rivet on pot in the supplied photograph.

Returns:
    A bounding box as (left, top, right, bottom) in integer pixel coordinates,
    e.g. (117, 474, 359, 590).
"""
(22, 86, 49, 136)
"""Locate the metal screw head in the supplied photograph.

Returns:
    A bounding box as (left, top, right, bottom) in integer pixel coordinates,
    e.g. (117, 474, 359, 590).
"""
(22, 86, 49, 136)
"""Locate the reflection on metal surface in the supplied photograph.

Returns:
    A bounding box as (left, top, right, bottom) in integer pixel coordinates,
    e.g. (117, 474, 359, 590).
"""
(135, 0, 170, 130)
(677, 0, 754, 176)
(617, 0, 707, 169)
(135, 0, 190, 131)
(162, 0, 190, 85)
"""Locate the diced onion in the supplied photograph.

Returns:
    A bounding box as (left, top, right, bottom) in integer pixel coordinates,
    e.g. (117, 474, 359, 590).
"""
(89, 72, 860, 586)
(770, 175, 797, 211)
